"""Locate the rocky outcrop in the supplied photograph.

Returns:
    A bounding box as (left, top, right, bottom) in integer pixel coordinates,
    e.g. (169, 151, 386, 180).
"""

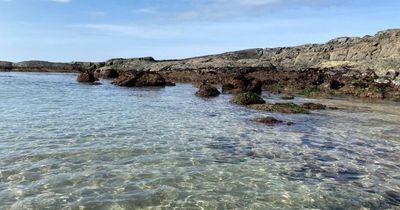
(1, 29, 400, 100)
(222, 75, 262, 94)
(196, 83, 220, 97)
(112, 71, 167, 87)
(77, 72, 98, 83)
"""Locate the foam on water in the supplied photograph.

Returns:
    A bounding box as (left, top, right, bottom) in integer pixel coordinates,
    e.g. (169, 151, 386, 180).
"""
(0, 72, 399, 209)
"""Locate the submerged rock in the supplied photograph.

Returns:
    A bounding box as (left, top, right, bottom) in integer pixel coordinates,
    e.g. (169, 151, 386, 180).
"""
(253, 117, 283, 126)
(302, 103, 327, 110)
(112, 71, 167, 87)
(231, 92, 265, 105)
(77, 72, 98, 83)
(196, 83, 220, 97)
(249, 103, 310, 114)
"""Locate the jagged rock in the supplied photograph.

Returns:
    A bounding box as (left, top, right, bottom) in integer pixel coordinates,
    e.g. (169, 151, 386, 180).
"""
(195, 83, 220, 97)
(77, 72, 98, 83)
(231, 92, 265, 105)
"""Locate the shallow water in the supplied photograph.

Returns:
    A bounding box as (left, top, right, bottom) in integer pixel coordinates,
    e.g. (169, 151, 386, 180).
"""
(0, 72, 399, 210)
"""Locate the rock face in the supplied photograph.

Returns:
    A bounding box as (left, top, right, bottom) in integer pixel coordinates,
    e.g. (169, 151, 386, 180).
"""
(77, 72, 98, 83)
(231, 92, 265, 105)
(196, 83, 220, 97)
(112, 71, 167, 87)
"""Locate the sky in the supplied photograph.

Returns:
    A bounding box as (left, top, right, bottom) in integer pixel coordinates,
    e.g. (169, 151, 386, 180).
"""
(0, 0, 399, 62)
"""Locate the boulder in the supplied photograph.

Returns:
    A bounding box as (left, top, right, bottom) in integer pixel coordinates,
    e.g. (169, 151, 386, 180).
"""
(195, 83, 220, 97)
(231, 92, 265, 105)
(112, 71, 167, 87)
(77, 72, 98, 83)
(94, 67, 119, 79)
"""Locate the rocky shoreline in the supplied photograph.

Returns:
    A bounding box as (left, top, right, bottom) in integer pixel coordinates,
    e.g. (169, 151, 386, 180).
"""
(1, 29, 400, 101)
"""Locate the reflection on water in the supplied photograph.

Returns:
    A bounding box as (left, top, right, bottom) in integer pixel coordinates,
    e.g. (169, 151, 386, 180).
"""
(0, 72, 399, 209)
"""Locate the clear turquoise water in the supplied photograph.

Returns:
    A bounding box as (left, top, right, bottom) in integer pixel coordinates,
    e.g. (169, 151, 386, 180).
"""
(0, 72, 399, 210)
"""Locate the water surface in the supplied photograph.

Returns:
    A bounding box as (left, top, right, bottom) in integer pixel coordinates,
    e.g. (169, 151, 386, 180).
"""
(0, 72, 399, 209)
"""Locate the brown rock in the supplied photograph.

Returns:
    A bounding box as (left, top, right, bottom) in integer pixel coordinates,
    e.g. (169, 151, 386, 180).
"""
(112, 71, 167, 87)
(77, 72, 98, 83)
(196, 83, 220, 97)
(231, 92, 265, 105)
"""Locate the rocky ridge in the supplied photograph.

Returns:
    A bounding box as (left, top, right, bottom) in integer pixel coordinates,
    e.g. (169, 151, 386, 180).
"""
(1, 29, 400, 99)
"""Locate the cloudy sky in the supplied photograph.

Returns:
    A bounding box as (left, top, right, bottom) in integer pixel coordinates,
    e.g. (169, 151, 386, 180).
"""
(0, 0, 399, 62)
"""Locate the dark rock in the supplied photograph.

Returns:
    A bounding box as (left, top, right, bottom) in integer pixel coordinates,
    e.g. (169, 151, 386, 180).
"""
(302, 103, 327, 110)
(330, 79, 344, 90)
(249, 103, 310, 114)
(222, 83, 235, 94)
(77, 72, 98, 83)
(112, 71, 167, 87)
(165, 81, 176, 86)
(253, 117, 283, 126)
(231, 92, 265, 105)
(195, 83, 220, 97)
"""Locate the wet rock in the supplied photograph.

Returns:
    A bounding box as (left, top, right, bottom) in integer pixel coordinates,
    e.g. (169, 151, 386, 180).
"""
(112, 71, 167, 87)
(302, 103, 327, 110)
(94, 67, 119, 79)
(77, 71, 98, 83)
(231, 92, 265, 105)
(195, 83, 220, 97)
(249, 103, 310, 114)
(253, 117, 283, 126)
(222, 83, 235, 94)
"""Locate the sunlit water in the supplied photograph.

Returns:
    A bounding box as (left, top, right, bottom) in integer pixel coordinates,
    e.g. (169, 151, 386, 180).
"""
(0, 72, 399, 210)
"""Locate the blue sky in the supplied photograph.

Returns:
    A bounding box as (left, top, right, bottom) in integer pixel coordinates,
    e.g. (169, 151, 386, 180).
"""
(0, 0, 399, 62)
